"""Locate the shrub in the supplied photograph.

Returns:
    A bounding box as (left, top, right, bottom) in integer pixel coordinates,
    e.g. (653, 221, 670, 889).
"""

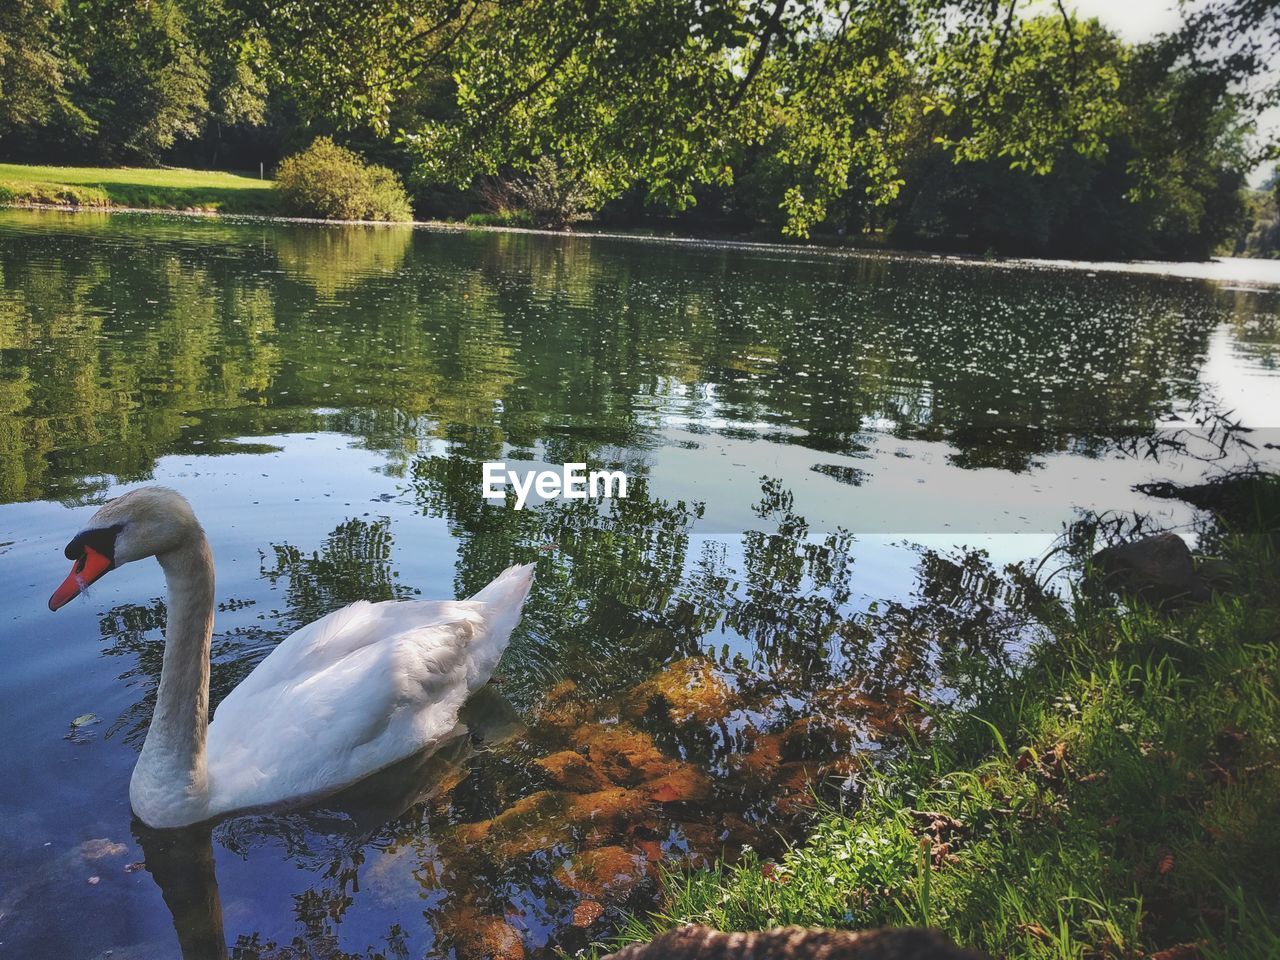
(362, 165, 414, 222)
(508, 156, 597, 229)
(274, 138, 413, 222)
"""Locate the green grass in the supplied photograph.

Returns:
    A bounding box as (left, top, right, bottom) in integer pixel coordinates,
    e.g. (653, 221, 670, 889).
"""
(0, 162, 278, 214)
(465, 209, 535, 228)
(620, 495, 1280, 958)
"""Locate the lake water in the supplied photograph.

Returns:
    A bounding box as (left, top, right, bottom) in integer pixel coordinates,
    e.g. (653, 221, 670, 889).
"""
(1, 208, 1278, 959)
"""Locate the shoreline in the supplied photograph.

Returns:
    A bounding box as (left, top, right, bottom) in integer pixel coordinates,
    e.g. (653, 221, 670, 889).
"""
(5, 199, 1279, 288)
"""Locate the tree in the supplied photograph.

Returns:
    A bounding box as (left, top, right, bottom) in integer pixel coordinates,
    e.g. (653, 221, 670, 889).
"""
(233, 0, 1135, 236)
(0, 0, 276, 166)
(71, 0, 211, 162)
(1122, 51, 1250, 258)
(1168, 0, 1279, 178)
(0, 0, 88, 137)
(187, 1, 269, 165)
(274, 136, 414, 220)
(1238, 165, 1280, 257)
(4, 0, 1273, 248)
(887, 17, 1252, 260)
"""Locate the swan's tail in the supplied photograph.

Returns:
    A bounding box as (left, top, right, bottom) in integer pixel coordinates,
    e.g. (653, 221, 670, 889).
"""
(465, 562, 536, 692)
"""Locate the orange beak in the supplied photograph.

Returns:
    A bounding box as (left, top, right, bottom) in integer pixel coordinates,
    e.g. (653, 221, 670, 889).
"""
(49, 545, 113, 611)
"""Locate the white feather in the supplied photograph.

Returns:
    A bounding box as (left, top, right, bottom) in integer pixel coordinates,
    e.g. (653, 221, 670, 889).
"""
(203, 564, 535, 817)
(67, 487, 536, 828)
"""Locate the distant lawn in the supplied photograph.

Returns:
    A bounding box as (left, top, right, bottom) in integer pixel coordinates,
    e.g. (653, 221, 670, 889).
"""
(0, 163, 279, 214)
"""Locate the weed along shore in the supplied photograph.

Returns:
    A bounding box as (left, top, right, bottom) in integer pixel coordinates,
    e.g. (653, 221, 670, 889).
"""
(616, 475, 1280, 960)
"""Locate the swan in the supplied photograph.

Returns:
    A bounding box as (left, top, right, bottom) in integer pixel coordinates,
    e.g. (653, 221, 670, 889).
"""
(47, 486, 535, 830)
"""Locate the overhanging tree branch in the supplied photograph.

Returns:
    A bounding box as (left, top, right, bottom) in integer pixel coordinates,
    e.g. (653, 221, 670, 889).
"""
(725, 0, 788, 113)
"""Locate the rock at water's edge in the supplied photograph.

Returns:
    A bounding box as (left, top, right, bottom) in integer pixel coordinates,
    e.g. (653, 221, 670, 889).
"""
(1092, 533, 1210, 607)
(602, 925, 986, 960)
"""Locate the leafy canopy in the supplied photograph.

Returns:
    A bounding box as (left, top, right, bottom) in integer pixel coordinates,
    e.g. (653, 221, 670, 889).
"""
(234, 0, 1154, 235)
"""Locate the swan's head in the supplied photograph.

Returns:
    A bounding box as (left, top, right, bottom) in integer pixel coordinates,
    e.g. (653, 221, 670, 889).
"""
(49, 487, 202, 611)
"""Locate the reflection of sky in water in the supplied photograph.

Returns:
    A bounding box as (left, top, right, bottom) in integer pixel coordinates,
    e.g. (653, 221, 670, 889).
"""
(1, 210, 1279, 958)
(1204, 325, 1280, 422)
(2, 434, 1031, 957)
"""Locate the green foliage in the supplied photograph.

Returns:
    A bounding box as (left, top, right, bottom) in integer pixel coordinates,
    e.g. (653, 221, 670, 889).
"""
(1119, 47, 1251, 258)
(242, 0, 1150, 236)
(0, 0, 87, 135)
(507, 156, 598, 229)
(69, 0, 211, 162)
(0, 0, 1272, 253)
(233, 0, 1273, 244)
(362, 163, 415, 222)
(932, 16, 1125, 173)
(188, 2, 268, 131)
(0, 0, 270, 166)
(465, 210, 534, 228)
(274, 137, 413, 221)
(1177, 0, 1280, 146)
(625, 515, 1280, 957)
(1237, 178, 1280, 258)
(884, 19, 1251, 260)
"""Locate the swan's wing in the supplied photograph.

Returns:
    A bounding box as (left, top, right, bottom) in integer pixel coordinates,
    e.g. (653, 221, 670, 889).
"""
(221, 598, 483, 706)
(206, 613, 478, 814)
(225, 563, 535, 705)
(205, 564, 535, 816)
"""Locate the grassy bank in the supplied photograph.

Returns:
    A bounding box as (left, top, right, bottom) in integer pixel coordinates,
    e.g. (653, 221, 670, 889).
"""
(0, 163, 277, 214)
(622, 483, 1280, 958)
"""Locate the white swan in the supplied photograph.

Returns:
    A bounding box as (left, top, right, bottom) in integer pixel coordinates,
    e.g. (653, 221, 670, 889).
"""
(47, 486, 534, 829)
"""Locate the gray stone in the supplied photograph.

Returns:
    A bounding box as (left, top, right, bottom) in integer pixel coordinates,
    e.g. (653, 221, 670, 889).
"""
(1092, 533, 1210, 607)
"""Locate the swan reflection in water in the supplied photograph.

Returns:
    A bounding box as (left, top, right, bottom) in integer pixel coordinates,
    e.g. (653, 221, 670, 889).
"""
(132, 688, 523, 960)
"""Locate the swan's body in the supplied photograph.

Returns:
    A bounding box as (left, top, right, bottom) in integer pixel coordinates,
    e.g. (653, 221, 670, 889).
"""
(49, 487, 534, 829)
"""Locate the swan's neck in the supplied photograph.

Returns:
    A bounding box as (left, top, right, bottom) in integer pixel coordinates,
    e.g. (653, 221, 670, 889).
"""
(130, 531, 215, 828)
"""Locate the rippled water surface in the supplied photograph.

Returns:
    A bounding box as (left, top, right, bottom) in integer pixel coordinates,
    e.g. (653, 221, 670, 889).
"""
(1, 209, 1278, 959)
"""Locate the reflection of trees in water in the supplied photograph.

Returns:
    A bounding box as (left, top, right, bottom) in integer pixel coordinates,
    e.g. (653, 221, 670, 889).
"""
(273, 225, 413, 301)
(431, 479, 1036, 958)
(221, 732, 482, 960)
(259, 517, 416, 632)
(407, 451, 1038, 774)
(408, 447, 1031, 708)
(728, 476, 856, 680)
(4, 215, 1274, 505)
(0, 243, 283, 502)
(92, 468, 1043, 959)
(136, 730, 489, 960)
(1220, 286, 1280, 369)
(408, 445, 710, 702)
(99, 518, 411, 744)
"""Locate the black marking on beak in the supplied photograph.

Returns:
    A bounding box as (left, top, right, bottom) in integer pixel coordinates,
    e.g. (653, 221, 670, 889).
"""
(64, 524, 124, 564)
